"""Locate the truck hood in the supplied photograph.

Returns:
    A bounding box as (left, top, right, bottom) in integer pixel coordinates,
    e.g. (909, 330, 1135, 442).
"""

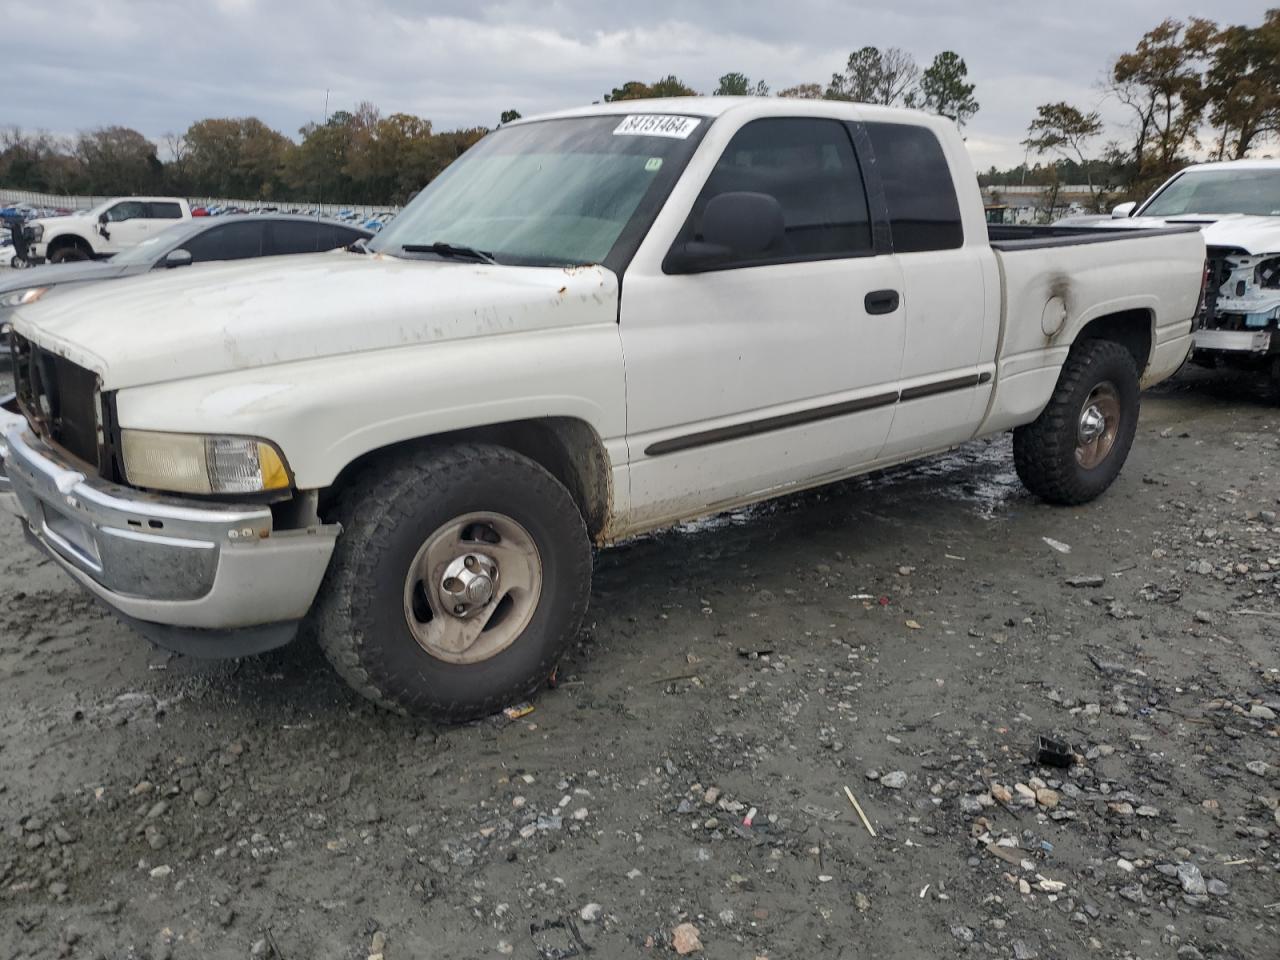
(11, 253, 619, 390)
(31, 212, 96, 235)
(1106, 213, 1280, 254)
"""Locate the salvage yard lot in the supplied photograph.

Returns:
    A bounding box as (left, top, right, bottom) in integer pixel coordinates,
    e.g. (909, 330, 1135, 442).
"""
(1, 368, 1277, 959)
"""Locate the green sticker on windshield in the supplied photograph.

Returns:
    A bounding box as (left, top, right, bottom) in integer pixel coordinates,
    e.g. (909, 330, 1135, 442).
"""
(645, 157, 663, 172)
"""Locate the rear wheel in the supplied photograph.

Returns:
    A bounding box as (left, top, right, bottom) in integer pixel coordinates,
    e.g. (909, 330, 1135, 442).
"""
(313, 443, 592, 721)
(1013, 339, 1141, 505)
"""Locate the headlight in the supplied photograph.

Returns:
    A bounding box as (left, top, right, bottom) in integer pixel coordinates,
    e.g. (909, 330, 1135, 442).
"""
(2, 287, 49, 309)
(121, 430, 291, 495)
(27, 224, 42, 242)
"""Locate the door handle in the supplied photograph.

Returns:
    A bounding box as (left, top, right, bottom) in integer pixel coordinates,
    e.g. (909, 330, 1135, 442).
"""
(864, 289, 900, 315)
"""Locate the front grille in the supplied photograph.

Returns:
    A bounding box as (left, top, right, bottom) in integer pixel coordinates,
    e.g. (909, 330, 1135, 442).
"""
(11, 332, 104, 469)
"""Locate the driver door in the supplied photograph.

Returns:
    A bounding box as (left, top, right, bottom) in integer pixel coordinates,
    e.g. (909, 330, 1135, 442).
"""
(619, 115, 906, 531)
(98, 200, 149, 254)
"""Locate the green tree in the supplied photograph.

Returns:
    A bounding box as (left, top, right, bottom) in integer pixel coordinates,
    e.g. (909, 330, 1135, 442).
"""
(605, 76, 697, 101)
(1203, 12, 1280, 159)
(289, 109, 362, 202)
(1022, 102, 1105, 204)
(74, 126, 161, 194)
(777, 82, 824, 99)
(650, 75, 697, 97)
(604, 81, 652, 102)
(500, 109, 522, 124)
(825, 46, 919, 105)
(184, 117, 293, 198)
(0, 128, 80, 193)
(1110, 18, 1213, 185)
(917, 52, 979, 128)
(715, 72, 768, 96)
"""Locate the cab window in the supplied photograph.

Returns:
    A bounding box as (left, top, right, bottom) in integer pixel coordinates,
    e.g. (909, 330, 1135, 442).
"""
(105, 201, 146, 223)
(681, 117, 873, 268)
(864, 122, 964, 252)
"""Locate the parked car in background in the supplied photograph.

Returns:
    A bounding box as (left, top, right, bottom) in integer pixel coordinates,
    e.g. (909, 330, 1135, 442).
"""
(1084, 160, 1280, 384)
(0, 98, 1206, 720)
(1, 215, 372, 365)
(24, 197, 193, 263)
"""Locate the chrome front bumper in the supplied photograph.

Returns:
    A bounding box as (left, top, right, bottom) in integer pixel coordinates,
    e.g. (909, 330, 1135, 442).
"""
(0, 397, 339, 656)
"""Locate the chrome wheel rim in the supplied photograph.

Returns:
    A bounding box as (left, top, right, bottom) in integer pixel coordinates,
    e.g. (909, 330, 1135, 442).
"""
(1075, 382, 1121, 470)
(402, 512, 542, 664)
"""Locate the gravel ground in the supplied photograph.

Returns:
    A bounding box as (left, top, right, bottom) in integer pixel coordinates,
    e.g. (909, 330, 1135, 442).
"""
(1, 367, 1277, 960)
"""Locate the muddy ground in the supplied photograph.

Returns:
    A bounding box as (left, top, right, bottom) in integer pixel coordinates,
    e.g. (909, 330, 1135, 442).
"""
(1, 367, 1277, 960)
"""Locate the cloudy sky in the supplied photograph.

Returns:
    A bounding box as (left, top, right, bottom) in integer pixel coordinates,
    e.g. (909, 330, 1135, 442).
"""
(8, 0, 1274, 169)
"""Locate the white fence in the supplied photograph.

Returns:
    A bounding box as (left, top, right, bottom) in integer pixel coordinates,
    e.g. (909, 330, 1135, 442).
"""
(0, 188, 401, 220)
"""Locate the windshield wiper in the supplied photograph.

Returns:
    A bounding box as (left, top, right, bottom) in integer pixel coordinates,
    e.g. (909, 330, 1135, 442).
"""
(400, 241, 497, 264)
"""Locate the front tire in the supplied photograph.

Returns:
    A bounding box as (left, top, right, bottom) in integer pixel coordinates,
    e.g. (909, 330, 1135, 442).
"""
(313, 444, 592, 721)
(1013, 339, 1141, 505)
(49, 244, 90, 263)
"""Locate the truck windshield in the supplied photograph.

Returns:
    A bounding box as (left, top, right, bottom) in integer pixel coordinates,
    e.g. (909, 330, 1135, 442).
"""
(1142, 168, 1280, 217)
(370, 114, 706, 267)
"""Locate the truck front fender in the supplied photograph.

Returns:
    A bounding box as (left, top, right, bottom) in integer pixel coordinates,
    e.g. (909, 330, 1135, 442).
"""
(111, 326, 631, 526)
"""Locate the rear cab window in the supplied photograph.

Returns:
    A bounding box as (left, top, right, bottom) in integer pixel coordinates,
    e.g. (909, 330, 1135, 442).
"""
(863, 122, 963, 252)
(147, 202, 184, 219)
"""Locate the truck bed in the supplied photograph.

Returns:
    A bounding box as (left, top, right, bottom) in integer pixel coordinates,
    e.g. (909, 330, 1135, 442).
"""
(988, 223, 1202, 250)
(978, 219, 1207, 437)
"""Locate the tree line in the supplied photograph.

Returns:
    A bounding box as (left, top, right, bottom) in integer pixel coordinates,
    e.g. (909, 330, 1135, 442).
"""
(1002, 10, 1279, 210)
(0, 106, 488, 207)
(2, 11, 1275, 207)
(0, 46, 979, 206)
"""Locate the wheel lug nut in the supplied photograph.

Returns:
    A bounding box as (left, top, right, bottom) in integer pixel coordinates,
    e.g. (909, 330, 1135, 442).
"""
(464, 555, 476, 570)
(454, 604, 466, 614)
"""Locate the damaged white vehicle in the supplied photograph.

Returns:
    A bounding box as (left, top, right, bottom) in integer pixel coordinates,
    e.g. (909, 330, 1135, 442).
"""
(1106, 160, 1280, 383)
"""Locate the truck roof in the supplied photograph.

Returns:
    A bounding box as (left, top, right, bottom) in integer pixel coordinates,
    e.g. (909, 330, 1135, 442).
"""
(99, 196, 188, 203)
(1178, 158, 1280, 173)
(515, 95, 932, 128)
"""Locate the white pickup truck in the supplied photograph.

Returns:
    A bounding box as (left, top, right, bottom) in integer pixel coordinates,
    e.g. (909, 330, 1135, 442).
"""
(0, 98, 1206, 720)
(25, 196, 193, 263)
(1103, 160, 1280, 384)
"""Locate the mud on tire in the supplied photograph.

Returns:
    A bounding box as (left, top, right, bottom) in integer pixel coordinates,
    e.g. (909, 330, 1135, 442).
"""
(1013, 339, 1141, 506)
(312, 443, 592, 721)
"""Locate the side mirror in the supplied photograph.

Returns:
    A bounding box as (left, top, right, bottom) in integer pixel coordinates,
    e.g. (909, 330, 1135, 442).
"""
(666, 191, 785, 273)
(162, 248, 192, 269)
(1110, 201, 1137, 219)
(98, 212, 109, 224)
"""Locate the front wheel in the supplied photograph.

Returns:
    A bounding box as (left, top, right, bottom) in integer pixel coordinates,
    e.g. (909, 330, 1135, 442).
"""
(49, 245, 90, 263)
(1013, 339, 1141, 505)
(313, 443, 592, 721)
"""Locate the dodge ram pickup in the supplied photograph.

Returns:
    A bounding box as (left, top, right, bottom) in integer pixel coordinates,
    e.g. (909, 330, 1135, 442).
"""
(0, 98, 1207, 720)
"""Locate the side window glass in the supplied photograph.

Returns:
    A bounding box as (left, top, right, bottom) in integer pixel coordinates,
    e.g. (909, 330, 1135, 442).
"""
(147, 202, 183, 219)
(330, 226, 365, 249)
(181, 223, 266, 262)
(270, 221, 321, 255)
(106, 201, 145, 223)
(688, 118, 873, 265)
(863, 122, 964, 252)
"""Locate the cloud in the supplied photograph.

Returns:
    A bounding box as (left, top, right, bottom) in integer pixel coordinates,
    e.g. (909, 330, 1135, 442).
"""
(9, 0, 1271, 167)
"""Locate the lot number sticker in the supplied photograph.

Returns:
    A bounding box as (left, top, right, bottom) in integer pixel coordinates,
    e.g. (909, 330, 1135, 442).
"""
(614, 115, 701, 139)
